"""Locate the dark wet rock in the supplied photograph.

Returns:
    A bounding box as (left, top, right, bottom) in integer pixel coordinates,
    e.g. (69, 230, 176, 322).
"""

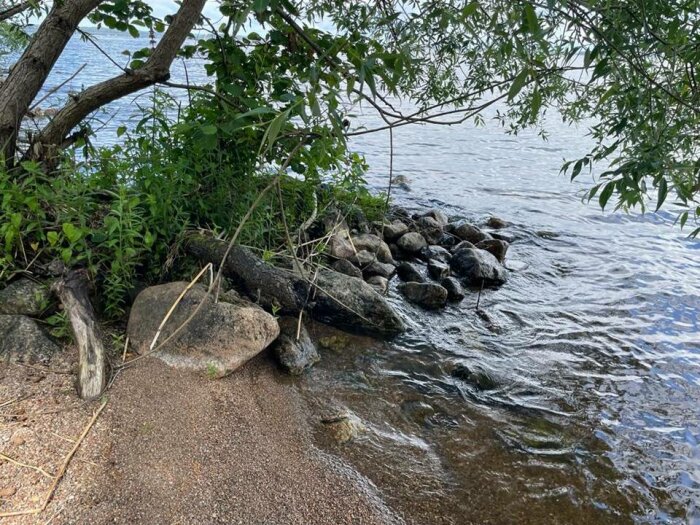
(450, 364, 498, 390)
(486, 216, 508, 229)
(398, 282, 448, 309)
(444, 223, 457, 234)
(419, 245, 452, 263)
(401, 400, 436, 424)
(436, 233, 457, 248)
(388, 206, 411, 221)
(332, 259, 363, 279)
(351, 233, 393, 264)
(391, 175, 411, 191)
(427, 260, 450, 280)
(382, 220, 409, 242)
(450, 248, 508, 286)
(421, 209, 449, 227)
(348, 250, 377, 268)
(273, 317, 320, 375)
(396, 262, 425, 283)
(450, 240, 476, 253)
(128, 282, 280, 377)
(0, 315, 61, 363)
(396, 232, 427, 254)
(490, 231, 516, 243)
(362, 261, 396, 279)
(453, 223, 492, 244)
(0, 279, 52, 317)
(416, 216, 444, 244)
(443, 324, 462, 335)
(318, 334, 351, 352)
(321, 411, 366, 443)
(365, 275, 389, 295)
(476, 239, 509, 263)
(389, 243, 401, 261)
(440, 277, 465, 302)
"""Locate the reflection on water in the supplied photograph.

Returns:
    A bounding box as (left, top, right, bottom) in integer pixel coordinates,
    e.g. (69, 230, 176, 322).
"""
(36, 29, 700, 525)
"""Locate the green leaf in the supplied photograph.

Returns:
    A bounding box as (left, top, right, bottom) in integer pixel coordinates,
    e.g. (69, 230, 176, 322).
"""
(62, 223, 82, 244)
(523, 4, 539, 33)
(128, 25, 139, 38)
(655, 178, 668, 212)
(508, 69, 529, 101)
(599, 181, 616, 209)
(47, 231, 59, 246)
(201, 124, 218, 135)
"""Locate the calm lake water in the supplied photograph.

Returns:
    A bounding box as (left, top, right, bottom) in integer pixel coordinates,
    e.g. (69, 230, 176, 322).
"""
(26, 28, 700, 524)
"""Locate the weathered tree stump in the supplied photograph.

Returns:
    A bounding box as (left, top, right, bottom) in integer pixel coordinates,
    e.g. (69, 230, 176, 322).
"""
(52, 269, 106, 400)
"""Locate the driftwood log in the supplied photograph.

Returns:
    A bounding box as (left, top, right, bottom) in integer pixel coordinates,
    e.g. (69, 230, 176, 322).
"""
(52, 269, 106, 400)
(185, 233, 405, 336)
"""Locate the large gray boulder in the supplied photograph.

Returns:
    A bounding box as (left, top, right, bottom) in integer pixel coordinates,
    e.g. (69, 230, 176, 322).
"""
(312, 269, 405, 335)
(332, 259, 363, 279)
(450, 248, 508, 286)
(0, 315, 60, 363)
(127, 282, 280, 377)
(0, 279, 52, 316)
(273, 317, 320, 375)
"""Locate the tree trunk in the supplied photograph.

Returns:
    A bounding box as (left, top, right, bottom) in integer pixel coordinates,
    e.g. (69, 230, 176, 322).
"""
(0, 0, 103, 164)
(52, 269, 106, 400)
(30, 0, 207, 159)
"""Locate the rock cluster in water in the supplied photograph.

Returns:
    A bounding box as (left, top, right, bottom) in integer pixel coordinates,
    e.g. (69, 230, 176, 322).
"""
(325, 207, 511, 310)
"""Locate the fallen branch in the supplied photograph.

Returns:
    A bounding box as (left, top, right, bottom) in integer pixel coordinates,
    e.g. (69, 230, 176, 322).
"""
(52, 269, 105, 400)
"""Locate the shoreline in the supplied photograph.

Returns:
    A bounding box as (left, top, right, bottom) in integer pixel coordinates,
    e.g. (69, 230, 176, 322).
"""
(0, 351, 401, 524)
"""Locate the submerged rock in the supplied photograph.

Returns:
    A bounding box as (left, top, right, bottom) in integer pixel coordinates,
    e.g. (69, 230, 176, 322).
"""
(0, 279, 52, 317)
(397, 232, 427, 254)
(450, 247, 508, 286)
(318, 334, 351, 352)
(332, 259, 363, 279)
(450, 364, 499, 390)
(485, 216, 508, 229)
(396, 261, 425, 283)
(127, 282, 280, 377)
(440, 277, 465, 302)
(476, 239, 509, 263)
(398, 282, 448, 309)
(0, 315, 60, 363)
(273, 317, 319, 375)
(321, 411, 366, 443)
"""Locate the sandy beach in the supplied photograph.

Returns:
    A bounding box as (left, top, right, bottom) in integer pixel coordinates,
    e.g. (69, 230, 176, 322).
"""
(0, 352, 400, 524)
